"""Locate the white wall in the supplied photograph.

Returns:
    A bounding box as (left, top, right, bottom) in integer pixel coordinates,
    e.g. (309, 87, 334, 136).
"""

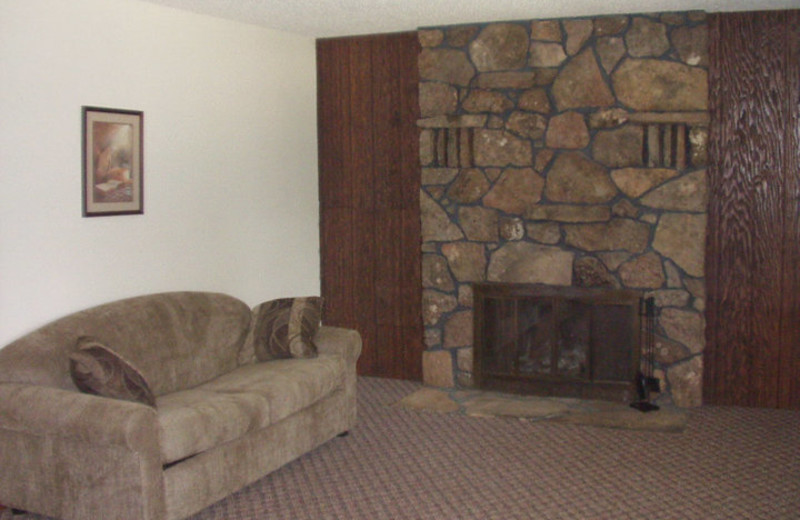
(0, 0, 320, 346)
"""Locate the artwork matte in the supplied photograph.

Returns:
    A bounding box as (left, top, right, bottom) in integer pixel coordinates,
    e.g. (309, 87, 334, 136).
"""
(82, 106, 143, 216)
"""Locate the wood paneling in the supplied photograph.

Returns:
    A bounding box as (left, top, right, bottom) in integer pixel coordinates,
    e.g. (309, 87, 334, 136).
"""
(705, 10, 800, 409)
(317, 32, 423, 380)
(779, 12, 800, 409)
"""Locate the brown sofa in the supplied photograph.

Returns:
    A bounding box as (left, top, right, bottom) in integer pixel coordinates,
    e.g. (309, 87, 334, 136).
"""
(0, 292, 361, 520)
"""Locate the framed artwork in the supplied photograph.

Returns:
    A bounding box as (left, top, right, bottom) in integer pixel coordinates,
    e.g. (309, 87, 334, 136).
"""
(82, 106, 143, 216)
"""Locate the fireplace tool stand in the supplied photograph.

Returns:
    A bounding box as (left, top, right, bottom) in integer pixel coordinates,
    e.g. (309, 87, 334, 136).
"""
(631, 297, 660, 412)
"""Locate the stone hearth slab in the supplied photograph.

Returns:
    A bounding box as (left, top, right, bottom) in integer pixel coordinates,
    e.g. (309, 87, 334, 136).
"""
(394, 388, 687, 433)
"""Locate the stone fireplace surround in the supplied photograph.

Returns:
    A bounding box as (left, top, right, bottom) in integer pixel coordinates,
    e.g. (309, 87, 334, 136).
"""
(418, 11, 708, 407)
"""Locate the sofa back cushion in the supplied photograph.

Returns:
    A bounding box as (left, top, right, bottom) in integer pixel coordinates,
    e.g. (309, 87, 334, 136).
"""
(0, 292, 251, 396)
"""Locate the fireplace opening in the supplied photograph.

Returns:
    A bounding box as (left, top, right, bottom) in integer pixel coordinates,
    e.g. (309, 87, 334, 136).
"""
(473, 283, 642, 403)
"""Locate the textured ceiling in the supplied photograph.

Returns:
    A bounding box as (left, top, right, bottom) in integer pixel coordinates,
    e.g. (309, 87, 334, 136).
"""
(135, 0, 796, 37)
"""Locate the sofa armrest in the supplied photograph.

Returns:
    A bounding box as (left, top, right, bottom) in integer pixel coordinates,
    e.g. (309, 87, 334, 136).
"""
(0, 383, 165, 520)
(314, 326, 362, 364)
(0, 382, 158, 451)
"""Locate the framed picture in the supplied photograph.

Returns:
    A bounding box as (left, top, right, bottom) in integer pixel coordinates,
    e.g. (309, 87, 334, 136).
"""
(82, 106, 143, 216)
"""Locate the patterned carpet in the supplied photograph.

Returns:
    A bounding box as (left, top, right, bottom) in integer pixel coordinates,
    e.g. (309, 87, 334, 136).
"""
(4, 377, 800, 519)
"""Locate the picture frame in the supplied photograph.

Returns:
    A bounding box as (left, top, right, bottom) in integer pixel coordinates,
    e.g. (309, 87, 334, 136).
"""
(82, 106, 144, 216)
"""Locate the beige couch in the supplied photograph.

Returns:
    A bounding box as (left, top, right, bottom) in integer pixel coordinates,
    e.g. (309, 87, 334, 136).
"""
(0, 292, 361, 520)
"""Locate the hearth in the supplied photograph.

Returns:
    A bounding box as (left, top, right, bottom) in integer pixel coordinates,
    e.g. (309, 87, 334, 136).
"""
(473, 283, 642, 403)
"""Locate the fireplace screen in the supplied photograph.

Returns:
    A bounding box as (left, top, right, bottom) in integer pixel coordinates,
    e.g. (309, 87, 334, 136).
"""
(474, 283, 641, 402)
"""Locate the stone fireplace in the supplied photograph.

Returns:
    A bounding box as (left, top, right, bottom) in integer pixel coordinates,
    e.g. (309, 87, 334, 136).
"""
(418, 12, 708, 407)
(473, 283, 642, 402)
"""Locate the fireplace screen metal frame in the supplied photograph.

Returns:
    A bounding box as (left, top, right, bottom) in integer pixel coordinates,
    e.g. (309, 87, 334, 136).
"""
(473, 283, 641, 402)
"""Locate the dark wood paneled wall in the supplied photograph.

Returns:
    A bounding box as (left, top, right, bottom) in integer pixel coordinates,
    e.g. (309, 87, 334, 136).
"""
(317, 32, 423, 380)
(706, 10, 800, 409)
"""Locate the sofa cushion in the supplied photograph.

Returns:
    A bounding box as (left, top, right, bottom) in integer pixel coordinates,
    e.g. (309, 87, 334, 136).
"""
(251, 297, 322, 361)
(69, 337, 156, 407)
(156, 354, 344, 464)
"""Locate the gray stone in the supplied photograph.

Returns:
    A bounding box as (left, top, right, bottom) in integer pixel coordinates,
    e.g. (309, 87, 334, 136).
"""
(506, 111, 548, 139)
(487, 242, 574, 285)
(534, 149, 556, 171)
(594, 16, 629, 36)
(661, 13, 686, 25)
(625, 17, 670, 57)
(444, 310, 473, 348)
(544, 152, 617, 204)
(564, 19, 593, 55)
(564, 218, 651, 253)
(552, 49, 615, 110)
(660, 307, 705, 354)
(458, 284, 474, 308)
(649, 289, 692, 308)
(613, 59, 708, 111)
(597, 251, 632, 270)
(422, 289, 458, 326)
(531, 20, 562, 41)
(667, 356, 703, 407)
(653, 213, 706, 277)
(441, 242, 486, 282)
(484, 167, 545, 214)
(447, 25, 479, 47)
(530, 42, 567, 67)
(469, 23, 529, 72)
(526, 221, 562, 244)
(573, 256, 618, 287)
(446, 168, 490, 203)
(527, 204, 611, 223)
(546, 111, 590, 149)
(654, 334, 691, 365)
(532, 68, 559, 86)
(518, 88, 552, 113)
(475, 71, 537, 89)
(589, 108, 630, 129)
(473, 129, 533, 166)
(684, 277, 706, 301)
(612, 199, 640, 218)
(611, 167, 680, 198)
(422, 168, 459, 186)
(457, 347, 474, 372)
(619, 252, 665, 289)
(422, 253, 455, 291)
(421, 190, 464, 242)
(596, 36, 626, 74)
(592, 124, 644, 167)
(690, 127, 708, 167)
(422, 350, 455, 388)
(419, 81, 458, 117)
(499, 216, 525, 241)
(462, 89, 514, 113)
(664, 260, 684, 288)
(418, 29, 444, 48)
(419, 48, 476, 86)
(424, 327, 441, 347)
(640, 170, 708, 212)
(671, 25, 708, 67)
(459, 206, 499, 242)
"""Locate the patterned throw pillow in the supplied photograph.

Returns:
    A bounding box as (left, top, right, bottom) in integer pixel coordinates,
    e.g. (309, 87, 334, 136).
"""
(69, 336, 156, 407)
(252, 297, 323, 361)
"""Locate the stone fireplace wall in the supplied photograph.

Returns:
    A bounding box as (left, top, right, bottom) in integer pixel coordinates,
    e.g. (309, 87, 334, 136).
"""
(418, 12, 708, 407)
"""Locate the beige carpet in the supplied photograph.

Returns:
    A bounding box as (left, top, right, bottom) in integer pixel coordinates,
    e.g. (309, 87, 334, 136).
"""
(4, 377, 799, 520)
(394, 386, 688, 432)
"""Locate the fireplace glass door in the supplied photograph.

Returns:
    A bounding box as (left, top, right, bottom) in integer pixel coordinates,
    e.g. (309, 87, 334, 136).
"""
(474, 283, 641, 402)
